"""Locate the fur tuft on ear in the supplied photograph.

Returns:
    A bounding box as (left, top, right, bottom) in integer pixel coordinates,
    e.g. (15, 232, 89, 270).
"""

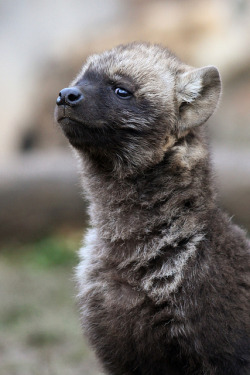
(176, 66, 221, 130)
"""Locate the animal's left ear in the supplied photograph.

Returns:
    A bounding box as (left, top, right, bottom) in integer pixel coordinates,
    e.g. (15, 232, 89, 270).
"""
(176, 66, 221, 130)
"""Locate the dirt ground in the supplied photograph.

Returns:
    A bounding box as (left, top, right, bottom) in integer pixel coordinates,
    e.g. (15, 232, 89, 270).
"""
(0, 236, 102, 375)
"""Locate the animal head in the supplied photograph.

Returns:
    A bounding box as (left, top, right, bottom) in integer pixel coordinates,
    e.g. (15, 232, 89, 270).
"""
(55, 43, 221, 173)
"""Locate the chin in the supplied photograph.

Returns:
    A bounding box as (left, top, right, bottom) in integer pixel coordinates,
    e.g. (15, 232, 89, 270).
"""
(57, 118, 108, 151)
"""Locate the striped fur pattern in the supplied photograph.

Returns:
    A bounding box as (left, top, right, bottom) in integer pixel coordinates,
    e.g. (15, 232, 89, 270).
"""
(55, 43, 250, 375)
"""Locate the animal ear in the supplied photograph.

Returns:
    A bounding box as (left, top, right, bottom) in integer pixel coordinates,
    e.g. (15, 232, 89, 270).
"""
(176, 66, 221, 130)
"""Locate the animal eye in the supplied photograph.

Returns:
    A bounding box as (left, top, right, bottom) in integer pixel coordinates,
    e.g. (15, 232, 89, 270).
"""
(114, 87, 132, 99)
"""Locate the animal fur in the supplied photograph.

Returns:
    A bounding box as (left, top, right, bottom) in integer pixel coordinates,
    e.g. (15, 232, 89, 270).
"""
(55, 42, 250, 375)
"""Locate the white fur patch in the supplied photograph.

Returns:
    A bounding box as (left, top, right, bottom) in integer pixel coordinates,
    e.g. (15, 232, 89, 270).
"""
(141, 234, 203, 303)
(177, 71, 202, 104)
(75, 228, 98, 296)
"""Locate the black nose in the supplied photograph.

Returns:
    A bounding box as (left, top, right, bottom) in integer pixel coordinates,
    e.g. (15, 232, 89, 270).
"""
(56, 87, 83, 107)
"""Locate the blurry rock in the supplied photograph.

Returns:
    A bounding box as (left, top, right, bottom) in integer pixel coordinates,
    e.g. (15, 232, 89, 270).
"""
(0, 151, 87, 245)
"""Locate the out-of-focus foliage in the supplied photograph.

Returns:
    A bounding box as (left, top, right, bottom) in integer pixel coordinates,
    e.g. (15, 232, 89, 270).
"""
(0, 233, 101, 375)
(1, 233, 82, 268)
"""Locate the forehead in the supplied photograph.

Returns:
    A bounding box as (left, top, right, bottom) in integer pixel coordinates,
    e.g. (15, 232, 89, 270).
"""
(75, 44, 181, 88)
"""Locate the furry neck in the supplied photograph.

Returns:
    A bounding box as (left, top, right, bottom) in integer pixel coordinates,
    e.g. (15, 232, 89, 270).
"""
(77, 129, 216, 245)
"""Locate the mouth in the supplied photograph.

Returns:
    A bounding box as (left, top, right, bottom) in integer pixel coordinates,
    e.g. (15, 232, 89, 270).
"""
(57, 116, 90, 144)
(54, 104, 104, 150)
(54, 106, 120, 150)
(55, 104, 83, 127)
(56, 112, 103, 149)
(57, 116, 84, 127)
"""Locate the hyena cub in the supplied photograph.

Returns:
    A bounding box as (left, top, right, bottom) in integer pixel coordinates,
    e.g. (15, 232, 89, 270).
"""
(55, 43, 250, 375)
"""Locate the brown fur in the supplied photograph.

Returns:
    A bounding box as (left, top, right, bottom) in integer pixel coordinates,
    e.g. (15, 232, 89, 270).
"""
(55, 43, 250, 375)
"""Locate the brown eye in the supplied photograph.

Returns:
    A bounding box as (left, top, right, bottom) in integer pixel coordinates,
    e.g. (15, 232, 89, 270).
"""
(114, 87, 132, 99)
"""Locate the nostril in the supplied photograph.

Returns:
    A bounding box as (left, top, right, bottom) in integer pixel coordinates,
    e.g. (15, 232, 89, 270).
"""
(68, 93, 81, 103)
(56, 87, 83, 107)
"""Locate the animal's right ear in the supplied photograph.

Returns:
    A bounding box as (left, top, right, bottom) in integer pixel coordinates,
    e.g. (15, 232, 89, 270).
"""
(176, 66, 221, 131)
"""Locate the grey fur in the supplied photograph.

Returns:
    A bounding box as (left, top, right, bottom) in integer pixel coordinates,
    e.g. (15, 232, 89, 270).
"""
(55, 43, 250, 375)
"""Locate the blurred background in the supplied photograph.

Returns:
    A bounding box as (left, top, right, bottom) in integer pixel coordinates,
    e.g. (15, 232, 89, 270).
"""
(0, 0, 249, 374)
